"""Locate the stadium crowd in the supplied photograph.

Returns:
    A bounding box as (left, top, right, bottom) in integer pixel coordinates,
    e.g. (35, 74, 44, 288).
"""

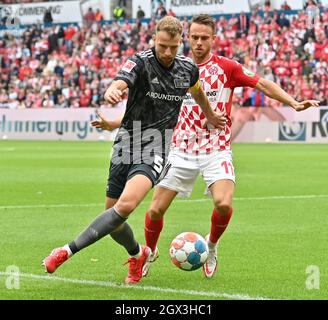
(0, 4, 327, 109)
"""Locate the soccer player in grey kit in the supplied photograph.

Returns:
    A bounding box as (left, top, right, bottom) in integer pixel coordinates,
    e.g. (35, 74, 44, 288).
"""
(43, 16, 226, 284)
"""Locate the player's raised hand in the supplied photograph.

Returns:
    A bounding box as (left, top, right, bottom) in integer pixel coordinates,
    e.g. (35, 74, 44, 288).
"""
(292, 100, 321, 112)
(91, 111, 123, 131)
(205, 111, 226, 130)
(90, 110, 113, 131)
(104, 88, 123, 104)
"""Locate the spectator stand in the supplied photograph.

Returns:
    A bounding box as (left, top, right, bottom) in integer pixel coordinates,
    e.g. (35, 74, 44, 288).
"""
(0, 6, 327, 109)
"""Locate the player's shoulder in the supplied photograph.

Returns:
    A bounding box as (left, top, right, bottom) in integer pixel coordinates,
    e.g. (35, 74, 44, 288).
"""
(212, 54, 240, 68)
(120, 51, 144, 68)
(137, 48, 155, 61)
(176, 54, 197, 68)
(123, 49, 152, 69)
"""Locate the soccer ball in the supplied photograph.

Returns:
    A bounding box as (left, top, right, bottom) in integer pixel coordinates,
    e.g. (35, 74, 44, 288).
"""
(169, 232, 209, 271)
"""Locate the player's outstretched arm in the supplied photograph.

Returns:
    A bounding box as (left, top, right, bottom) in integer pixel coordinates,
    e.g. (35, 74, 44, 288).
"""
(189, 80, 226, 130)
(255, 78, 320, 112)
(104, 80, 128, 105)
(90, 110, 123, 131)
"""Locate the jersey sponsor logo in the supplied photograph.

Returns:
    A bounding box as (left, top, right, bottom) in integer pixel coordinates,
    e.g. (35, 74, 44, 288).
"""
(183, 87, 230, 105)
(146, 91, 186, 102)
(207, 90, 217, 97)
(174, 78, 190, 88)
(151, 77, 160, 84)
(122, 60, 136, 73)
(182, 93, 194, 105)
(242, 66, 255, 77)
(185, 90, 217, 98)
(183, 90, 218, 105)
(279, 122, 306, 141)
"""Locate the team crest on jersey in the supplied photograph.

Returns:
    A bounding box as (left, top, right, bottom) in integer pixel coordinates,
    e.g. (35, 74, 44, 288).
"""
(122, 60, 136, 73)
(242, 66, 255, 77)
(208, 66, 219, 75)
(174, 78, 190, 88)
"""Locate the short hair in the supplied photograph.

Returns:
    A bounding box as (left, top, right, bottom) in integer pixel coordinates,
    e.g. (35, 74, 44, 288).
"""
(189, 14, 216, 34)
(156, 16, 183, 38)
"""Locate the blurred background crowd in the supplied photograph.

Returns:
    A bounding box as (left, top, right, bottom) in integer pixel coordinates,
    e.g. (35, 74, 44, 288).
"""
(0, 0, 327, 109)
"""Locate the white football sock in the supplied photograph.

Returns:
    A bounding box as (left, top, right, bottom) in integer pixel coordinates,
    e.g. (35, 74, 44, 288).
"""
(130, 244, 141, 258)
(63, 244, 73, 257)
(207, 240, 217, 249)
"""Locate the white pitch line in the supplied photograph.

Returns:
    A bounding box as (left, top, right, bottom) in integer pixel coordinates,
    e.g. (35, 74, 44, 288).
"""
(0, 203, 103, 210)
(176, 194, 328, 202)
(1, 194, 328, 210)
(0, 148, 15, 152)
(0, 272, 269, 300)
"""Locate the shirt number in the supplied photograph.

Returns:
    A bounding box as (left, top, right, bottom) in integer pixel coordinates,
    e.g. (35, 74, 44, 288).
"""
(222, 161, 234, 176)
(154, 155, 164, 174)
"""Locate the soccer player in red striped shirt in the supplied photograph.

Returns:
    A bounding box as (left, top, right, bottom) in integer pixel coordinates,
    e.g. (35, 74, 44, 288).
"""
(143, 14, 320, 278)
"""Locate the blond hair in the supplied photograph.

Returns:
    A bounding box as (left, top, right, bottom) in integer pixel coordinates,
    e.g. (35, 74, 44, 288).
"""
(156, 16, 183, 38)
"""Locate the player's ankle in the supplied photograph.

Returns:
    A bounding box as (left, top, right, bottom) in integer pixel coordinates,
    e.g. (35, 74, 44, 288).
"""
(63, 244, 73, 258)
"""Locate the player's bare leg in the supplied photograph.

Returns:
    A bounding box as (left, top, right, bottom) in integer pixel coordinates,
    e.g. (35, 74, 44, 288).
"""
(143, 187, 178, 276)
(203, 179, 234, 278)
(105, 197, 118, 210)
(114, 174, 152, 216)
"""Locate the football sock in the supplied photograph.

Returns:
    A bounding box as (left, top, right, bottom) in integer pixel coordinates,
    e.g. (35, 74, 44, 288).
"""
(209, 207, 233, 244)
(129, 244, 141, 258)
(110, 223, 139, 256)
(144, 211, 163, 252)
(68, 206, 126, 253)
(63, 244, 73, 257)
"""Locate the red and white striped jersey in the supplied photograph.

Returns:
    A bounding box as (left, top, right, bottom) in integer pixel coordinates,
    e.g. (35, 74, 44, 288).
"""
(172, 54, 260, 153)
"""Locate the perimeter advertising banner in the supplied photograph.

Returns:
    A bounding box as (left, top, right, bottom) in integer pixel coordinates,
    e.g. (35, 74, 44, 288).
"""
(0, 107, 327, 143)
(0, 1, 83, 25)
(0, 107, 125, 141)
(165, 0, 250, 16)
(232, 107, 328, 143)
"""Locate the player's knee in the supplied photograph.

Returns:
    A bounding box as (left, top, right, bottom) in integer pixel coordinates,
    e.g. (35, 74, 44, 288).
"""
(115, 200, 137, 216)
(214, 198, 232, 216)
(148, 206, 165, 221)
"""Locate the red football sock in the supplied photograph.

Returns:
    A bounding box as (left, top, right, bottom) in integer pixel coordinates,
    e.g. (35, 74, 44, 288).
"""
(144, 212, 164, 252)
(209, 207, 233, 244)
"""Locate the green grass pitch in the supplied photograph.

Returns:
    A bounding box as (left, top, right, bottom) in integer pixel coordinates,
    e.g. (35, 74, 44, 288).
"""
(0, 140, 327, 300)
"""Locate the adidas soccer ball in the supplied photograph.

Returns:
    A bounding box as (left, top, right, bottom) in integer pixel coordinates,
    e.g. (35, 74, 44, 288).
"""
(169, 232, 209, 271)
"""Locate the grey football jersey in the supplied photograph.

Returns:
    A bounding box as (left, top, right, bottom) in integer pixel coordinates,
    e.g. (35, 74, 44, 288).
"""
(113, 47, 199, 160)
